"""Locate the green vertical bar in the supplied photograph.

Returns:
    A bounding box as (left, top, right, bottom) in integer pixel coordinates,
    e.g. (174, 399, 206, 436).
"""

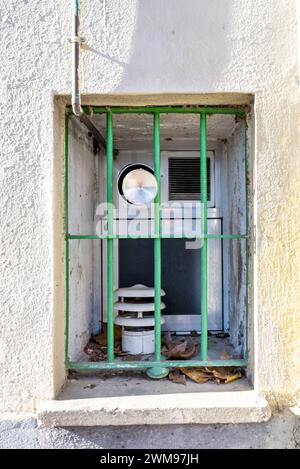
(64, 113, 70, 364)
(154, 112, 162, 362)
(200, 113, 208, 361)
(106, 111, 114, 363)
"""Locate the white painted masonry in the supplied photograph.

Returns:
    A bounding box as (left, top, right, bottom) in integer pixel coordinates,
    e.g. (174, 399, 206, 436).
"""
(0, 0, 300, 419)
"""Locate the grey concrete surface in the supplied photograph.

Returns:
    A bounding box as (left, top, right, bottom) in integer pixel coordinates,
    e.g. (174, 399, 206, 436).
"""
(60, 372, 252, 400)
(0, 415, 299, 449)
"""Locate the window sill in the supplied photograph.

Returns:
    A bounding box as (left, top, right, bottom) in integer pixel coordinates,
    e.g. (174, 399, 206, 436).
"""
(37, 376, 271, 427)
(290, 407, 300, 417)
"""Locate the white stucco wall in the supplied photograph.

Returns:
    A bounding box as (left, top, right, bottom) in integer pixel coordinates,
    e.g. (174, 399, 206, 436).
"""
(68, 118, 100, 360)
(0, 0, 299, 412)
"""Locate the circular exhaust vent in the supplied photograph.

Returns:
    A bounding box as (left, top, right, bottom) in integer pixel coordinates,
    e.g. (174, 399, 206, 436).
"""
(118, 164, 158, 205)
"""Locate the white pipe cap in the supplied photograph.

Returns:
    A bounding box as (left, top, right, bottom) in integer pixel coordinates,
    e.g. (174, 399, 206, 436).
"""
(116, 284, 166, 298)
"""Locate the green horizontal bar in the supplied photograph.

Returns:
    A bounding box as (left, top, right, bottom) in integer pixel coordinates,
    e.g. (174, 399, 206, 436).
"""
(206, 234, 248, 239)
(68, 359, 247, 370)
(67, 105, 246, 116)
(67, 234, 248, 240)
(88, 106, 246, 116)
(67, 234, 159, 240)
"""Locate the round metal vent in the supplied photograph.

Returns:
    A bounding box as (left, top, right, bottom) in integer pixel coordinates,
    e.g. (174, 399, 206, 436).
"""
(118, 164, 158, 205)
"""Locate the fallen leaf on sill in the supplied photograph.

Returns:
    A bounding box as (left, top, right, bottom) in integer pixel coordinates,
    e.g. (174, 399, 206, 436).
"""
(210, 367, 233, 380)
(164, 340, 187, 358)
(84, 343, 99, 356)
(163, 336, 196, 360)
(204, 366, 242, 384)
(222, 371, 242, 384)
(204, 367, 214, 374)
(83, 384, 97, 390)
(176, 366, 243, 385)
(162, 332, 173, 349)
(169, 370, 186, 385)
(181, 368, 211, 384)
(84, 335, 124, 362)
(93, 323, 122, 346)
(88, 354, 106, 362)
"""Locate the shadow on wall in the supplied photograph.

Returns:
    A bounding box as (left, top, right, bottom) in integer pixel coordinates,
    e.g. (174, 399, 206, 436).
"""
(84, 0, 231, 93)
(113, 0, 230, 92)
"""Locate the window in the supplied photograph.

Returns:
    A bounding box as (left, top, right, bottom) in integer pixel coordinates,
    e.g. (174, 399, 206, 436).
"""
(65, 106, 249, 378)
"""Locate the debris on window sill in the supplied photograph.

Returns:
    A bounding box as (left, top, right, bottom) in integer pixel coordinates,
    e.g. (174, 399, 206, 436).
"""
(162, 332, 196, 359)
(169, 367, 242, 385)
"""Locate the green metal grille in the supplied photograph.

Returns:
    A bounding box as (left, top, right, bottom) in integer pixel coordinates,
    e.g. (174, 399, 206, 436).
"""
(65, 106, 249, 372)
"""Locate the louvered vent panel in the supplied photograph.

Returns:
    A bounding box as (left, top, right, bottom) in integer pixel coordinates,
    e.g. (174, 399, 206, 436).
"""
(168, 157, 211, 201)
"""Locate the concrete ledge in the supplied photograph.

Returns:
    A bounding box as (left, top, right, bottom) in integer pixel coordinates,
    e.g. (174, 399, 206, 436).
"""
(290, 407, 300, 417)
(37, 391, 271, 427)
(0, 413, 34, 421)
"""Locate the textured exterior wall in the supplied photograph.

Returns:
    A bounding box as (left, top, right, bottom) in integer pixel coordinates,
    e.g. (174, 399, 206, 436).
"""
(0, 0, 299, 412)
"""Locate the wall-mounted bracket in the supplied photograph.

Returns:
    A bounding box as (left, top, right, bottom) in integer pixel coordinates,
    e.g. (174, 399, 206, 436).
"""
(68, 35, 86, 45)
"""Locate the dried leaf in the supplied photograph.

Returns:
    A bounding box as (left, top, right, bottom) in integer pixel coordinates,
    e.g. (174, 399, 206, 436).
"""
(93, 323, 122, 346)
(181, 368, 211, 384)
(223, 371, 242, 384)
(84, 344, 99, 356)
(169, 370, 186, 385)
(90, 356, 101, 362)
(84, 333, 124, 362)
(204, 367, 215, 375)
(163, 337, 196, 360)
(164, 340, 187, 358)
(84, 384, 97, 390)
(162, 332, 173, 349)
(180, 366, 242, 385)
(210, 367, 233, 380)
(93, 334, 107, 347)
(204, 367, 242, 384)
(178, 340, 196, 359)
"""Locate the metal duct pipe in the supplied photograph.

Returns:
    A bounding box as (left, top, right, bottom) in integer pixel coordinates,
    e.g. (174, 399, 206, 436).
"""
(71, 1, 81, 116)
(71, 0, 106, 149)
